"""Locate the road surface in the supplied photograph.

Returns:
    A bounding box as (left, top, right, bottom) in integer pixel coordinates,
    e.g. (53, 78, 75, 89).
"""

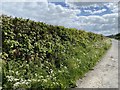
(76, 39, 119, 88)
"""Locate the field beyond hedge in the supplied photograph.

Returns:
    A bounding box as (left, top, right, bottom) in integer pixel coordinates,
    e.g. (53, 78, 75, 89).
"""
(1, 15, 111, 89)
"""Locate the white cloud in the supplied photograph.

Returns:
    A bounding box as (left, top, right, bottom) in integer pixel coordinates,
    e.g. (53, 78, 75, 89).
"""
(92, 9, 107, 14)
(105, 3, 118, 13)
(75, 13, 118, 35)
(84, 9, 106, 14)
(1, 0, 48, 2)
(1, 2, 118, 36)
(66, 2, 106, 9)
(64, 2, 118, 35)
(65, 0, 119, 2)
(66, 2, 118, 13)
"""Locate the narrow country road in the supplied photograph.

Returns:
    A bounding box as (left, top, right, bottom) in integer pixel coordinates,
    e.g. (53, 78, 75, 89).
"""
(76, 39, 119, 88)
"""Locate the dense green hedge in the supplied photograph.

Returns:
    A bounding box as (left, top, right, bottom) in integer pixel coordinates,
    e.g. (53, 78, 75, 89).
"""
(1, 15, 111, 89)
(107, 33, 120, 40)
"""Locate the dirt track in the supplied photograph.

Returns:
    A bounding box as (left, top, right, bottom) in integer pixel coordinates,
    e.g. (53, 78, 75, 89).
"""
(76, 39, 119, 88)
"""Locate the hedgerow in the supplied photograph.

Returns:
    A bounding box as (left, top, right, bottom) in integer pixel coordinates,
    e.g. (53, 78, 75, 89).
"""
(1, 15, 111, 89)
(108, 33, 120, 40)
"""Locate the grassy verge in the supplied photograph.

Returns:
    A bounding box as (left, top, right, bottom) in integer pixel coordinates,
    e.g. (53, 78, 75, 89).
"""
(1, 15, 111, 89)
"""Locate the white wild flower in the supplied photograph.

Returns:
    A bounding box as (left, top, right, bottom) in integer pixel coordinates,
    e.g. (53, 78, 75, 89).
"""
(6, 76, 15, 82)
(43, 79, 47, 82)
(13, 82, 21, 87)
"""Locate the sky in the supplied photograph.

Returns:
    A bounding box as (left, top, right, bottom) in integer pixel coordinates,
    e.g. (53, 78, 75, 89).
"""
(0, 0, 119, 36)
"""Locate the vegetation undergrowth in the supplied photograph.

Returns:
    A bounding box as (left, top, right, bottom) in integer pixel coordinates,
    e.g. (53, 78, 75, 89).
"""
(1, 15, 111, 89)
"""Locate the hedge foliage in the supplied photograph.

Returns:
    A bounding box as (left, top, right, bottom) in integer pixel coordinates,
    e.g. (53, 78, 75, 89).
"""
(108, 33, 120, 40)
(1, 15, 111, 89)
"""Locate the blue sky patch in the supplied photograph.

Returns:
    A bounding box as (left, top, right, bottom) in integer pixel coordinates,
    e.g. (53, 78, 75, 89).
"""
(49, 2, 69, 8)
